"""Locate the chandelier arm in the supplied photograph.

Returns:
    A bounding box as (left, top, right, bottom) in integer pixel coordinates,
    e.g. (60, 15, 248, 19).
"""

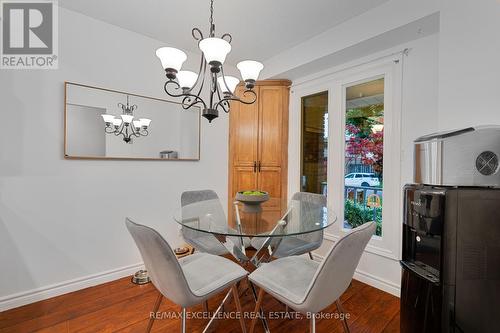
(215, 83, 229, 113)
(105, 126, 116, 134)
(115, 125, 127, 139)
(118, 103, 126, 113)
(163, 79, 207, 110)
(129, 125, 140, 138)
(181, 57, 206, 101)
(136, 129, 148, 136)
(113, 123, 125, 136)
(192, 27, 204, 41)
(180, 95, 206, 110)
(183, 51, 206, 95)
(220, 66, 236, 95)
(164, 80, 206, 109)
(163, 80, 186, 98)
(216, 99, 230, 113)
(221, 33, 232, 44)
(214, 89, 257, 110)
(234, 89, 258, 104)
(218, 100, 230, 113)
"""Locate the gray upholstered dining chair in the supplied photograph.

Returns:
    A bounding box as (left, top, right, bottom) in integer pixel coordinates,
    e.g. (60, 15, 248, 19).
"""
(248, 221, 376, 333)
(250, 192, 327, 259)
(180, 189, 232, 255)
(125, 218, 248, 333)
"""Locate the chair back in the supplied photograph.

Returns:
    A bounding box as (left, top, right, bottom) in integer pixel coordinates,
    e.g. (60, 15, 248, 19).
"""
(181, 189, 219, 206)
(302, 221, 376, 313)
(180, 190, 228, 245)
(125, 218, 196, 307)
(291, 192, 326, 206)
(290, 192, 327, 244)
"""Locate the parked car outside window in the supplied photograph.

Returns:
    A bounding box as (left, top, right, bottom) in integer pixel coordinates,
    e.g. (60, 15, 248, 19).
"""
(344, 173, 381, 187)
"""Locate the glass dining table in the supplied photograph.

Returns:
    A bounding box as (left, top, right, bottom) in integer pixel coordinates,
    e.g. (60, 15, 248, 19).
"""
(174, 198, 336, 333)
(173, 198, 336, 269)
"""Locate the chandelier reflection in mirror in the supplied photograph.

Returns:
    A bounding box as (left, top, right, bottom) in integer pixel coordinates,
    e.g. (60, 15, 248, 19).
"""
(156, 0, 264, 122)
(101, 95, 152, 143)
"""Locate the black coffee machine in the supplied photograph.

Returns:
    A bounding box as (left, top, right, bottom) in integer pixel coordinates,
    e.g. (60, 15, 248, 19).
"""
(401, 127, 500, 332)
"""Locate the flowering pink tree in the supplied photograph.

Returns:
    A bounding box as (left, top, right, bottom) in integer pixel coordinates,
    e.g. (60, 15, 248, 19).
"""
(345, 123, 384, 175)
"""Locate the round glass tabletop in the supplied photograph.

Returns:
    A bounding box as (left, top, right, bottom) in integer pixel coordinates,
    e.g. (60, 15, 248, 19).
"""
(173, 198, 336, 238)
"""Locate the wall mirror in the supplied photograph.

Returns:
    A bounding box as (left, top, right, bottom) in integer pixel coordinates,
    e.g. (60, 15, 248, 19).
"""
(64, 82, 200, 160)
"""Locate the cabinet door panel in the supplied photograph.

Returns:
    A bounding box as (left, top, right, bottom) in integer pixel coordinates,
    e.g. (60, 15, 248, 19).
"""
(258, 166, 282, 210)
(232, 166, 258, 200)
(230, 86, 259, 167)
(258, 86, 284, 167)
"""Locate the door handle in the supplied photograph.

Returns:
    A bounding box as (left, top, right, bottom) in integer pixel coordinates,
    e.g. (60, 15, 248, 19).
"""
(258, 161, 262, 172)
(253, 161, 257, 173)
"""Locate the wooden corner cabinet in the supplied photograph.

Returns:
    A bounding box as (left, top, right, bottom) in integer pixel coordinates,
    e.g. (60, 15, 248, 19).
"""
(228, 79, 291, 224)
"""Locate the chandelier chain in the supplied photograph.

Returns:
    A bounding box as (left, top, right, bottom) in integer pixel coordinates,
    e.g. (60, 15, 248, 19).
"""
(209, 0, 214, 28)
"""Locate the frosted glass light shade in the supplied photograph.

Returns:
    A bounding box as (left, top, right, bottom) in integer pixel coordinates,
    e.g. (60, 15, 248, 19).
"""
(101, 114, 115, 123)
(112, 118, 123, 127)
(140, 118, 152, 127)
(155, 47, 187, 71)
(177, 71, 198, 89)
(199, 38, 231, 64)
(237, 60, 264, 81)
(121, 114, 134, 124)
(132, 120, 141, 129)
(217, 76, 240, 94)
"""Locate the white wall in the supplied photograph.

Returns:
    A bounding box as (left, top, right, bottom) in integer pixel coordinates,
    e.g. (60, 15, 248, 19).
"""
(286, 34, 440, 295)
(66, 104, 106, 156)
(0, 8, 229, 309)
(261, 0, 440, 79)
(438, 0, 500, 129)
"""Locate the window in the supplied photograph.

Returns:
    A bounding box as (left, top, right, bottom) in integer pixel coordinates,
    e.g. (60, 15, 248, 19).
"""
(301, 92, 328, 195)
(343, 78, 384, 236)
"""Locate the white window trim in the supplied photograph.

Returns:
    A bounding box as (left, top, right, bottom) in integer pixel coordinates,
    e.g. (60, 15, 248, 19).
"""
(289, 54, 403, 261)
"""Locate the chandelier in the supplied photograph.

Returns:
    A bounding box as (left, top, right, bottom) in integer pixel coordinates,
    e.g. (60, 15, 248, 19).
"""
(155, 0, 264, 122)
(101, 95, 152, 143)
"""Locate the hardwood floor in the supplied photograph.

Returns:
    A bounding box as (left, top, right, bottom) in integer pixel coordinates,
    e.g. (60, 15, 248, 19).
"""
(0, 276, 400, 333)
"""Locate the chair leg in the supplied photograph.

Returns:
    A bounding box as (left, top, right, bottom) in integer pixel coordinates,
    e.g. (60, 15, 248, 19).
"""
(146, 292, 163, 333)
(335, 299, 350, 333)
(181, 307, 187, 333)
(203, 300, 209, 313)
(310, 315, 316, 333)
(308, 252, 314, 260)
(249, 289, 265, 333)
(232, 285, 247, 333)
(202, 289, 232, 333)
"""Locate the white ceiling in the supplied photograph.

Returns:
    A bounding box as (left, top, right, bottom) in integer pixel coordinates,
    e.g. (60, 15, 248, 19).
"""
(59, 0, 389, 64)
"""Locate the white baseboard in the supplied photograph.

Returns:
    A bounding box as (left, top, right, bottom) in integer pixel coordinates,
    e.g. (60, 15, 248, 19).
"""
(310, 252, 400, 297)
(353, 269, 400, 297)
(0, 262, 144, 312)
